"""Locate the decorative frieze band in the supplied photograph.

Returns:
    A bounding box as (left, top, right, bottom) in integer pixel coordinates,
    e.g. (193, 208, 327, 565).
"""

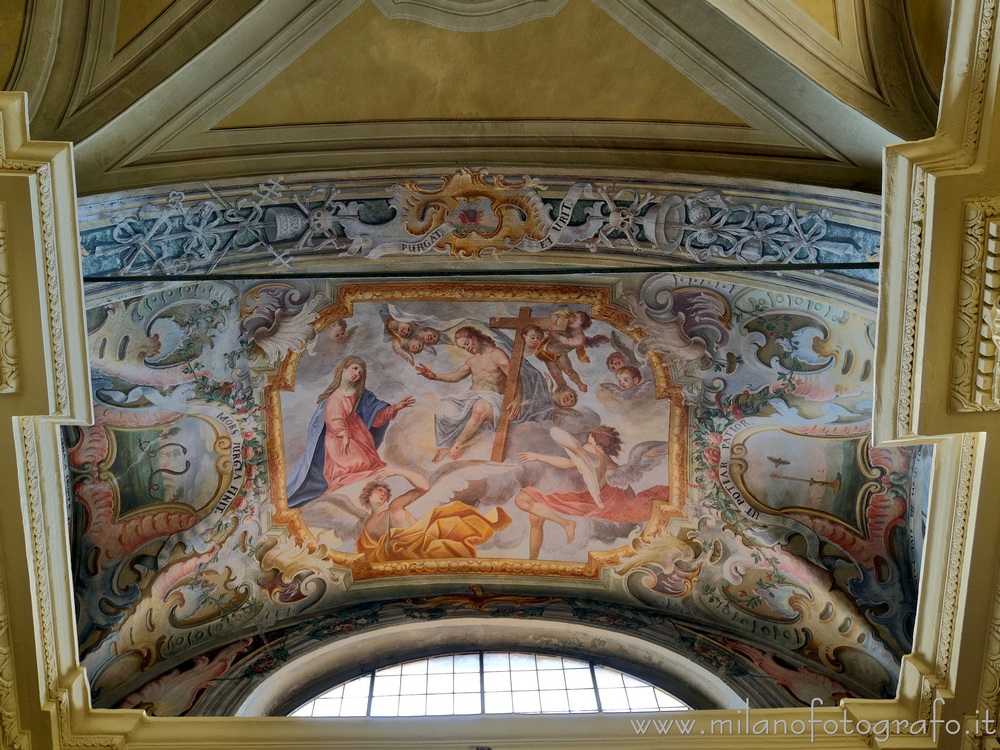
(0, 202, 16, 393)
(937, 432, 979, 681)
(953, 201, 1000, 411)
(897, 166, 927, 435)
(77, 169, 881, 279)
(0, 561, 27, 749)
(0, 158, 68, 413)
(962, 0, 999, 159)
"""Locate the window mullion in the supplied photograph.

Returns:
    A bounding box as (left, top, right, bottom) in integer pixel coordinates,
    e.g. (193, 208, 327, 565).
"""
(366, 671, 375, 717)
(479, 651, 485, 715)
(589, 661, 603, 713)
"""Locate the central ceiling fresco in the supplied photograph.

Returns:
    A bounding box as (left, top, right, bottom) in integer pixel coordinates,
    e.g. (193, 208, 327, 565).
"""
(65, 168, 930, 717)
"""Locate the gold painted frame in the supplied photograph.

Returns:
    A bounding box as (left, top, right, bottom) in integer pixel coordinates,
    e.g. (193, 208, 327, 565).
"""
(727, 426, 880, 537)
(265, 280, 688, 580)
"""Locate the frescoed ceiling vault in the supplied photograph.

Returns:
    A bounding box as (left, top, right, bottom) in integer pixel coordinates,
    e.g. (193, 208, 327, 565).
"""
(69, 168, 931, 715)
(2, 0, 947, 723)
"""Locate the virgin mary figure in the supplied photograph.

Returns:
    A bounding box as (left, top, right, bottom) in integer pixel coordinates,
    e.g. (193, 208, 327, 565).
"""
(286, 355, 414, 507)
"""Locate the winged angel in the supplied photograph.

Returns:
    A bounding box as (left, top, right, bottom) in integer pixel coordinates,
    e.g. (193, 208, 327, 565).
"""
(295, 429, 667, 562)
(514, 426, 671, 559)
(296, 464, 518, 562)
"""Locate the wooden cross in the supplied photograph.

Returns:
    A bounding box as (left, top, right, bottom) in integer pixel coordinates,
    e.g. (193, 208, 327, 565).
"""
(488, 307, 559, 462)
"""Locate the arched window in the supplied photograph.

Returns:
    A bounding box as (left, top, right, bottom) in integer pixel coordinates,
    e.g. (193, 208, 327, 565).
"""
(224, 620, 745, 717)
(288, 652, 690, 717)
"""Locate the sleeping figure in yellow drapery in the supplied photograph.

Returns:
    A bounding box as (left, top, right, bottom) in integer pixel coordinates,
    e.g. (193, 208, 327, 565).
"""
(356, 466, 510, 563)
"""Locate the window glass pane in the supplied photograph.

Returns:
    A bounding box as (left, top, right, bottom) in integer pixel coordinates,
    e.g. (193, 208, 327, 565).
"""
(318, 684, 345, 699)
(511, 670, 538, 691)
(289, 702, 313, 717)
(453, 692, 481, 715)
(484, 692, 513, 714)
(655, 689, 687, 710)
(426, 695, 454, 715)
(484, 671, 510, 691)
(377, 664, 402, 676)
(454, 654, 479, 673)
(340, 696, 369, 717)
(486, 693, 514, 714)
(427, 673, 453, 693)
(313, 698, 341, 717)
(402, 660, 428, 675)
(568, 688, 598, 712)
(540, 690, 569, 713)
(428, 656, 454, 673)
(537, 669, 565, 690)
(398, 695, 426, 716)
(483, 653, 509, 671)
(372, 675, 400, 696)
(400, 674, 426, 695)
(370, 696, 399, 717)
(625, 686, 658, 711)
(593, 666, 624, 688)
(535, 655, 563, 670)
(512, 690, 541, 713)
(510, 653, 536, 671)
(454, 672, 481, 693)
(563, 667, 593, 690)
(599, 687, 630, 712)
(562, 657, 588, 669)
(342, 676, 370, 698)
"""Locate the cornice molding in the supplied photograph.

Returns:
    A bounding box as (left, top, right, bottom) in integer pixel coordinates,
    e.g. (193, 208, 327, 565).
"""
(28, 0, 889, 192)
(879, 0, 999, 439)
(370, 0, 567, 30)
(961, 0, 998, 161)
(706, 0, 937, 139)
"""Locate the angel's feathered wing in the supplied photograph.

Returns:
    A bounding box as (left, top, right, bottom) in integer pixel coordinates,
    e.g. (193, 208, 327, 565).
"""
(610, 329, 641, 368)
(298, 493, 367, 540)
(387, 303, 463, 345)
(391, 339, 415, 365)
(422, 462, 519, 507)
(549, 426, 602, 503)
(605, 441, 669, 488)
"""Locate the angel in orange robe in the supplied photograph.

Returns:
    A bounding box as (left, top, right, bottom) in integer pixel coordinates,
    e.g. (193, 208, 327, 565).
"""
(356, 467, 510, 563)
